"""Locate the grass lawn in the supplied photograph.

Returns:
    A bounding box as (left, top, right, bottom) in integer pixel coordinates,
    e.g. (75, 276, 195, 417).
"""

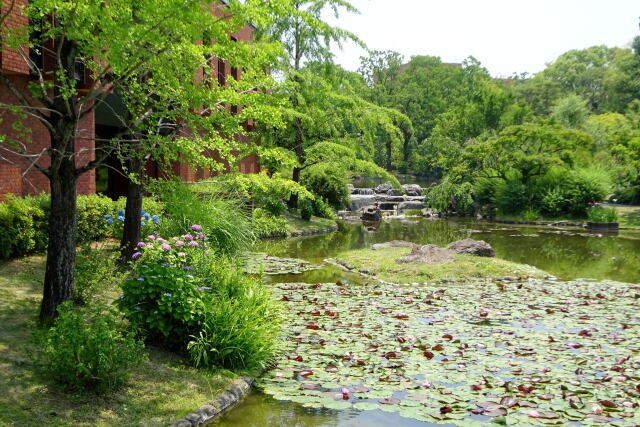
(336, 247, 546, 283)
(0, 255, 235, 427)
(285, 213, 336, 234)
(611, 205, 640, 228)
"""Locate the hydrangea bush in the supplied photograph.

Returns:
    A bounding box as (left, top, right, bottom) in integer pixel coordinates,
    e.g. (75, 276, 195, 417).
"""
(116, 225, 281, 370)
(105, 209, 162, 239)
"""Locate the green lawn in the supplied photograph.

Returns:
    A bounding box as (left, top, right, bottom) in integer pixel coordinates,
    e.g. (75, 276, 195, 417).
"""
(0, 255, 234, 426)
(336, 247, 546, 284)
(285, 213, 337, 233)
(612, 205, 640, 228)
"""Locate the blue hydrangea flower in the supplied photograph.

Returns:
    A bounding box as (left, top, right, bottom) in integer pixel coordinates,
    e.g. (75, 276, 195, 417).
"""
(105, 214, 112, 219)
(141, 209, 146, 216)
(182, 266, 194, 271)
(118, 209, 125, 216)
(136, 277, 144, 282)
(141, 221, 146, 226)
(117, 215, 125, 222)
(152, 215, 160, 225)
(106, 219, 113, 225)
(163, 293, 172, 297)
(143, 212, 151, 221)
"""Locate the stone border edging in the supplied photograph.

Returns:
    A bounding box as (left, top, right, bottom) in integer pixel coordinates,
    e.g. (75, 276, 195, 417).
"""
(289, 225, 337, 237)
(170, 375, 254, 426)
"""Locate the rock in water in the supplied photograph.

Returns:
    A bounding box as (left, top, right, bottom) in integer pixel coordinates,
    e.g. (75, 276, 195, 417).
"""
(402, 184, 423, 196)
(396, 244, 453, 264)
(386, 189, 404, 197)
(398, 201, 425, 212)
(372, 240, 416, 250)
(447, 238, 495, 257)
(375, 182, 393, 194)
(361, 205, 382, 222)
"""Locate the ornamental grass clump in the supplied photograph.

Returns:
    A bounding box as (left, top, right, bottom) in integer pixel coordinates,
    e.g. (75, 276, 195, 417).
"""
(117, 225, 281, 370)
(587, 204, 619, 222)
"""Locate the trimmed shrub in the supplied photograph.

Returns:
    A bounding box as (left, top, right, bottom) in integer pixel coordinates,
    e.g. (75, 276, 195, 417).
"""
(427, 179, 474, 215)
(34, 302, 145, 393)
(0, 194, 48, 258)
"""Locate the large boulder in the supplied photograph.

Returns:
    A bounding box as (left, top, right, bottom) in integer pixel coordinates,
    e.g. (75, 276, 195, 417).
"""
(396, 244, 453, 264)
(386, 188, 404, 197)
(402, 184, 423, 196)
(350, 195, 376, 211)
(375, 182, 393, 194)
(447, 239, 495, 257)
(372, 240, 416, 250)
(398, 201, 425, 212)
(361, 205, 382, 222)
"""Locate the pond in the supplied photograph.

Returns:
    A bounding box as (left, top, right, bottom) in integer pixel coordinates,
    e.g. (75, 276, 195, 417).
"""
(214, 218, 640, 426)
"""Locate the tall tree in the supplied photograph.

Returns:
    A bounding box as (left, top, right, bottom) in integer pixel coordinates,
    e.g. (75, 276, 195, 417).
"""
(0, 0, 286, 321)
(258, 0, 365, 205)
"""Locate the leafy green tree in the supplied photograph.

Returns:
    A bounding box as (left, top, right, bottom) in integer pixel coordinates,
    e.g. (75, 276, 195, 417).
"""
(552, 95, 590, 128)
(463, 123, 592, 183)
(0, 0, 286, 321)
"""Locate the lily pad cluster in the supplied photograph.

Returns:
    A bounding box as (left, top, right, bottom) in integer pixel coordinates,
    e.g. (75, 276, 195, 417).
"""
(242, 253, 321, 275)
(261, 279, 640, 425)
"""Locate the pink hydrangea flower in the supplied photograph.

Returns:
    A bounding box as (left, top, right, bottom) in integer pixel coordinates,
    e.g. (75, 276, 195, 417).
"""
(161, 244, 171, 251)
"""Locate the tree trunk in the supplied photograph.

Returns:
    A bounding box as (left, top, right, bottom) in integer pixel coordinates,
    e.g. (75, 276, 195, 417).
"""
(288, 117, 305, 208)
(39, 153, 78, 322)
(120, 154, 144, 263)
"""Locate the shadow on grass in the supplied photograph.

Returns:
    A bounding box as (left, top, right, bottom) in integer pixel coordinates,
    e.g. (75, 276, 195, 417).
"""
(0, 257, 232, 427)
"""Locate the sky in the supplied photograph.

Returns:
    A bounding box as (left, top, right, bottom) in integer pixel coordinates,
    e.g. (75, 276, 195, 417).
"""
(325, 0, 640, 77)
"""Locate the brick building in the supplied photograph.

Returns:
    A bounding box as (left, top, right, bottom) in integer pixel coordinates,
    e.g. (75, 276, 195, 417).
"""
(0, 0, 260, 201)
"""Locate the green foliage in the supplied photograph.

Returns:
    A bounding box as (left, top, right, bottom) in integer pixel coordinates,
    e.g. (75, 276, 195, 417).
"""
(301, 163, 351, 210)
(155, 182, 253, 256)
(311, 197, 337, 220)
(426, 179, 474, 215)
(299, 200, 314, 221)
(521, 207, 540, 222)
(117, 231, 281, 370)
(226, 173, 313, 215)
(0, 194, 48, 259)
(252, 208, 288, 238)
(0, 194, 125, 259)
(186, 268, 281, 370)
(587, 205, 619, 223)
(34, 302, 145, 393)
(494, 179, 529, 215)
(74, 244, 127, 306)
(552, 95, 589, 128)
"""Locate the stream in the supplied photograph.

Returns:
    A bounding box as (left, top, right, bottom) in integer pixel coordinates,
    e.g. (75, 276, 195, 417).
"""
(214, 217, 640, 426)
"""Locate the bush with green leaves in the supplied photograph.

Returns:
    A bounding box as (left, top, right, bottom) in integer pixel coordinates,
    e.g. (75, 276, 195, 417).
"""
(310, 197, 336, 219)
(299, 200, 314, 221)
(74, 243, 128, 306)
(427, 179, 474, 215)
(0, 193, 122, 259)
(117, 226, 281, 370)
(587, 205, 618, 222)
(34, 302, 145, 393)
(301, 164, 351, 210)
(252, 208, 288, 238)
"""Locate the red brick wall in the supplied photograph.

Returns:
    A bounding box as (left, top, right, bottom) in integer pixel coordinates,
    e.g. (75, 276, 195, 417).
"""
(0, 0, 30, 75)
(0, 76, 96, 198)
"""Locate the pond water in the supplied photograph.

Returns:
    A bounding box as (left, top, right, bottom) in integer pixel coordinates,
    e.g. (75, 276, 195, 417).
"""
(214, 218, 640, 427)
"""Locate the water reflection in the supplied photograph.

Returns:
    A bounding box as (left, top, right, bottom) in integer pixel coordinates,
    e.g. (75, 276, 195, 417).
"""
(214, 392, 453, 427)
(255, 218, 640, 284)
